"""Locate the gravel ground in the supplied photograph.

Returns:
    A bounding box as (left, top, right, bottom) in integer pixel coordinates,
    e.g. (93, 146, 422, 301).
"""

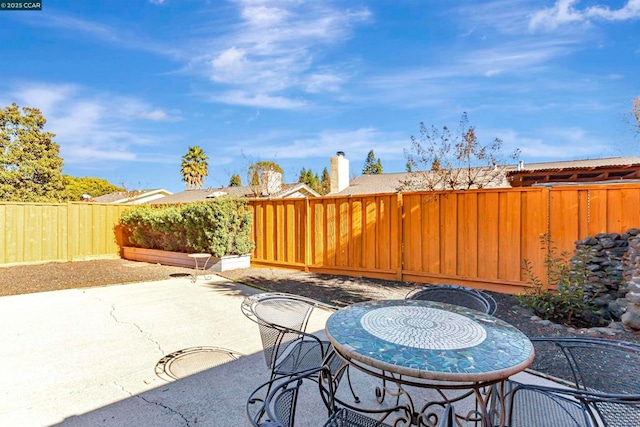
(1, 259, 639, 344)
(0, 259, 194, 296)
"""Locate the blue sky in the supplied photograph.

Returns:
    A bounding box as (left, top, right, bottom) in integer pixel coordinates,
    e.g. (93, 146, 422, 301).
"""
(1, 0, 639, 193)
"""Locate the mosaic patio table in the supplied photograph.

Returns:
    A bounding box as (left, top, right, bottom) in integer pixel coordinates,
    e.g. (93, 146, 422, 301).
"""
(325, 299, 535, 426)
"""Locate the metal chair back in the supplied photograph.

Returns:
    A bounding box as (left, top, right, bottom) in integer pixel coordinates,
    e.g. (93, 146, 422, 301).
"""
(531, 337, 640, 426)
(405, 284, 497, 315)
(241, 292, 331, 371)
(246, 366, 393, 427)
(497, 337, 640, 427)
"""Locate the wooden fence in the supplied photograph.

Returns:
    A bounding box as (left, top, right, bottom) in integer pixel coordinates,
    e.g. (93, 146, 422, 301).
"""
(0, 202, 129, 266)
(2, 184, 639, 294)
(249, 184, 640, 294)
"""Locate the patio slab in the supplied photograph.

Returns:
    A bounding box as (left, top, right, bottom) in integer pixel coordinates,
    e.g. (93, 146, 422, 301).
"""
(1, 276, 274, 426)
(0, 275, 483, 426)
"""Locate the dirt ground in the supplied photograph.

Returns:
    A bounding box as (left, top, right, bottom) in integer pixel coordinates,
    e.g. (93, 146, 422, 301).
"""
(1, 258, 638, 344)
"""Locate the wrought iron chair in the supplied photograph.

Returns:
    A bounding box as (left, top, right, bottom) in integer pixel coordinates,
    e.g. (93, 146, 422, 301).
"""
(405, 284, 497, 315)
(247, 366, 458, 426)
(247, 366, 408, 427)
(241, 292, 358, 402)
(492, 337, 640, 427)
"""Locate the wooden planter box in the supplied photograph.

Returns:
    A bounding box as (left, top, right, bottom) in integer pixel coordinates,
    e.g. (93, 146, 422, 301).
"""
(122, 247, 251, 272)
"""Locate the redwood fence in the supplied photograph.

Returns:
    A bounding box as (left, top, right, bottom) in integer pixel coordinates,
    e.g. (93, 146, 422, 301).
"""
(249, 184, 640, 294)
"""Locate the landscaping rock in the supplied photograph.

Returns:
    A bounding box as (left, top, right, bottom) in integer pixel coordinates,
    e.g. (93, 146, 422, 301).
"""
(622, 312, 640, 330)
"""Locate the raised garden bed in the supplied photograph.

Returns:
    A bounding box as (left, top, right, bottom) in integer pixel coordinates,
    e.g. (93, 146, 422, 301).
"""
(122, 247, 250, 272)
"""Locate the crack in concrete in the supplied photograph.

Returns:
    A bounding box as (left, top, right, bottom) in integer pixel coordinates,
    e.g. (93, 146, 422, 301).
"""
(114, 381, 191, 427)
(105, 301, 165, 356)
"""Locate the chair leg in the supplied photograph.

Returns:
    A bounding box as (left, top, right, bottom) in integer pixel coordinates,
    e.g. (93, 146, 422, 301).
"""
(345, 366, 360, 403)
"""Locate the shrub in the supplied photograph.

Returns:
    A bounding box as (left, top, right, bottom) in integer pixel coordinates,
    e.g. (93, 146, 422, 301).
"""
(517, 234, 602, 328)
(119, 198, 254, 257)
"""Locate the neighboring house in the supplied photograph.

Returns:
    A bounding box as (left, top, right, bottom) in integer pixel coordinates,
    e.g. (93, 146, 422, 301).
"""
(506, 157, 640, 187)
(152, 172, 320, 205)
(328, 153, 640, 196)
(90, 189, 172, 204)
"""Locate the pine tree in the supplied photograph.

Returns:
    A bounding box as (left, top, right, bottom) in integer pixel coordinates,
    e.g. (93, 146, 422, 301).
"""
(362, 149, 383, 174)
(405, 160, 413, 173)
(229, 174, 242, 187)
(298, 167, 322, 194)
(321, 167, 331, 195)
(0, 103, 65, 202)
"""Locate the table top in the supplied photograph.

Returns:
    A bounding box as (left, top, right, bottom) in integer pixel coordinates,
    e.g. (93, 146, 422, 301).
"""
(325, 299, 534, 383)
(187, 253, 211, 258)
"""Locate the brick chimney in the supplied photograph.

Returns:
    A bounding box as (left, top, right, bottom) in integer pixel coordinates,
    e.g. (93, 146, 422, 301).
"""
(330, 151, 349, 194)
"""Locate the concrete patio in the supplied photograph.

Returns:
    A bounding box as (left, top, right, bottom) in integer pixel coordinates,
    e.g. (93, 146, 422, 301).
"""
(1, 275, 525, 426)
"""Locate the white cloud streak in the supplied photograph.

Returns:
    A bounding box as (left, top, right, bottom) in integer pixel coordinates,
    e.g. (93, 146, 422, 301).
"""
(194, 0, 371, 108)
(495, 128, 611, 159)
(5, 83, 178, 165)
(229, 127, 407, 160)
(15, 1, 371, 110)
(530, 0, 640, 31)
(22, 11, 183, 59)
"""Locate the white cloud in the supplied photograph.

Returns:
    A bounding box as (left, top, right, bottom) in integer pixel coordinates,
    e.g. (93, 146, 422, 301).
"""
(305, 72, 345, 93)
(17, 2, 371, 110)
(23, 12, 182, 59)
(530, 0, 640, 30)
(461, 40, 576, 76)
(240, 5, 291, 26)
(231, 128, 407, 160)
(360, 37, 579, 108)
(586, 0, 640, 21)
(213, 90, 307, 109)
(6, 82, 177, 164)
(193, 1, 371, 108)
(495, 128, 610, 159)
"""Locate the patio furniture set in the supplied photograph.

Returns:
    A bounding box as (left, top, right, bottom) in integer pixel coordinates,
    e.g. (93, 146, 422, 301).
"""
(242, 284, 640, 426)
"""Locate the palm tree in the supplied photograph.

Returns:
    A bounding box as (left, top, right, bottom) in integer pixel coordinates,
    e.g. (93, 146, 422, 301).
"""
(181, 146, 209, 190)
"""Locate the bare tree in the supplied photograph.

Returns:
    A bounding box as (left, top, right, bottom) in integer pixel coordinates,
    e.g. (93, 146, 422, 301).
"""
(399, 113, 520, 192)
(634, 95, 640, 134)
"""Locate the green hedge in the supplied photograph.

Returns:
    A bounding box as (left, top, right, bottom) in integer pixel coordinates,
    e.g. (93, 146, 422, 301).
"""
(119, 198, 254, 257)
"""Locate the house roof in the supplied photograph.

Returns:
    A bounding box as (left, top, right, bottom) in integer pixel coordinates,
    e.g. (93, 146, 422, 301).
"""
(506, 157, 640, 187)
(334, 157, 640, 195)
(151, 183, 320, 204)
(149, 189, 215, 204)
(91, 189, 172, 204)
(506, 157, 640, 172)
(335, 168, 511, 195)
(335, 173, 408, 196)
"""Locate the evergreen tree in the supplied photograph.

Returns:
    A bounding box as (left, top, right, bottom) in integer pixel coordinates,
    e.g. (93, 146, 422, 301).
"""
(180, 146, 208, 190)
(63, 175, 124, 201)
(362, 149, 383, 174)
(321, 167, 331, 195)
(298, 167, 327, 194)
(0, 103, 65, 202)
(229, 173, 242, 187)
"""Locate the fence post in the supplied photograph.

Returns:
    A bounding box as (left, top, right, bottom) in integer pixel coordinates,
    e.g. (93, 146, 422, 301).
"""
(396, 193, 404, 282)
(304, 198, 311, 272)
